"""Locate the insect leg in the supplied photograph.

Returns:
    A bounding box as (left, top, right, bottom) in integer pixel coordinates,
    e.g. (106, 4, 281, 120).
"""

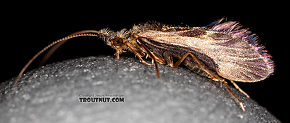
(125, 42, 153, 65)
(223, 81, 246, 111)
(149, 52, 166, 65)
(162, 51, 178, 67)
(168, 52, 246, 111)
(139, 43, 160, 79)
(170, 52, 221, 80)
(230, 80, 250, 98)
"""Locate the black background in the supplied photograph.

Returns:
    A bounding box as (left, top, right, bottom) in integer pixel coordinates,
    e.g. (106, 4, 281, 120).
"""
(1, 3, 288, 122)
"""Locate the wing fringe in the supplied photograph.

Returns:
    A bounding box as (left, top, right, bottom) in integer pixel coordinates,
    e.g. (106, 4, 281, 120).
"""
(207, 18, 274, 74)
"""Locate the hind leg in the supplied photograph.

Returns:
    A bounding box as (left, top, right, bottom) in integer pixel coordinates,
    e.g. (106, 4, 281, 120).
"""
(164, 52, 248, 111)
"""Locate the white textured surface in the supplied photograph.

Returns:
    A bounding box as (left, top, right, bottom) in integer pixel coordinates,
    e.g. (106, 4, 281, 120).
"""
(0, 56, 280, 123)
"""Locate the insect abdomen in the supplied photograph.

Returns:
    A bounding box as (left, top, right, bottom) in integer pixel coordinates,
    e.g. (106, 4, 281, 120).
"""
(183, 59, 210, 78)
(137, 37, 218, 78)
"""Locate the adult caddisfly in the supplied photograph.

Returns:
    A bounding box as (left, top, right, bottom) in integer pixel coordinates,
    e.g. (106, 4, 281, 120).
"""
(14, 18, 274, 111)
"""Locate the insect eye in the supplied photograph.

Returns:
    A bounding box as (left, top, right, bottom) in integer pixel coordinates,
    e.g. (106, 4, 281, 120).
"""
(113, 38, 123, 46)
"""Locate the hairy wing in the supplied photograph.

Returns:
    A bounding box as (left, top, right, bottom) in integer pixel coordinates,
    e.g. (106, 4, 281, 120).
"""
(202, 21, 274, 82)
(202, 37, 273, 82)
(136, 20, 274, 82)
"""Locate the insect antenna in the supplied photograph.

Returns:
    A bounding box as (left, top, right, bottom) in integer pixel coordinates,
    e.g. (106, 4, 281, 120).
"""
(39, 30, 102, 65)
(13, 30, 110, 92)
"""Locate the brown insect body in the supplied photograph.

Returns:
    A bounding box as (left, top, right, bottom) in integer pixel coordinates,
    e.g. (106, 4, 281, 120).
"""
(14, 18, 274, 111)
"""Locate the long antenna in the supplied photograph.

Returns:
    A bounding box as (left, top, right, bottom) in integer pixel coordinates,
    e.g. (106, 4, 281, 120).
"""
(13, 30, 107, 92)
(40, 30, 103, 65)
